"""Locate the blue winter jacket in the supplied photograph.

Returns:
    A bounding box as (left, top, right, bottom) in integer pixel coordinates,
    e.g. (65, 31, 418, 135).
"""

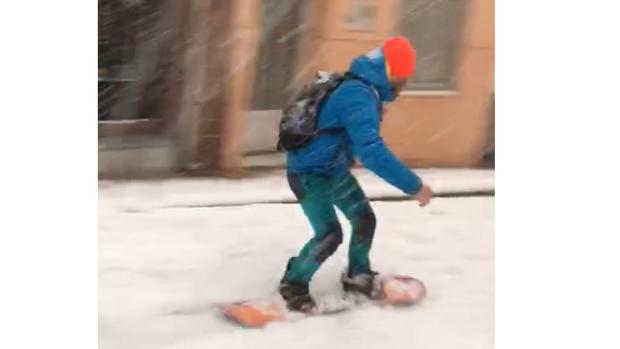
(286, 48, 423, 195)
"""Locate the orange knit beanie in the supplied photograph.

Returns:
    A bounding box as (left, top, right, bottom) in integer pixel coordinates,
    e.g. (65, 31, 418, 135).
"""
(383, 36, 416, 79)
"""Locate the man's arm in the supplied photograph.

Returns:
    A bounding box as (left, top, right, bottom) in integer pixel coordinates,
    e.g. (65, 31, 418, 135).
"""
(339, 84, 423, 195)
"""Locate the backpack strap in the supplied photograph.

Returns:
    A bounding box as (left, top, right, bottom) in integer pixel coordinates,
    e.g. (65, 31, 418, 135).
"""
(316, 127, 344, 135)
(315, 71, 371, 136)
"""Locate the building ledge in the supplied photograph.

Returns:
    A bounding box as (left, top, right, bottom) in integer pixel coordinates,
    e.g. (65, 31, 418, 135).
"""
(400, 90, 459, 97)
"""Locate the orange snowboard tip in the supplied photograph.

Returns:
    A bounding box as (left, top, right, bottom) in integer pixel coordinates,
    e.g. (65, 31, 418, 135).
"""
(221, 302, 283, 328)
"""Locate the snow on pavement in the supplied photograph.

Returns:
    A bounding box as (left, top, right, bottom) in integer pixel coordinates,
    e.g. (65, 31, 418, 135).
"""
(99, 189, 494, 349)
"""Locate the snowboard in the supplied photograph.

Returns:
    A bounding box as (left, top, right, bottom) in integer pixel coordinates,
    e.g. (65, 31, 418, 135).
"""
(218, 275, 426, 328)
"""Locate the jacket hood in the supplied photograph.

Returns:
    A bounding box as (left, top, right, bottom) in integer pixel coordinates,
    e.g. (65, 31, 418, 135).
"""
(348, 47, 395, 102)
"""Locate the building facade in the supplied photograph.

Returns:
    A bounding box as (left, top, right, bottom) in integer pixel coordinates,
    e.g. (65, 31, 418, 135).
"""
(98, 0, 494, 178)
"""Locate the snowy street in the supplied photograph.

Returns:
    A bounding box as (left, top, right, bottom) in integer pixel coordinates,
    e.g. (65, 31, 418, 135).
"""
(99, 169, 494, 349)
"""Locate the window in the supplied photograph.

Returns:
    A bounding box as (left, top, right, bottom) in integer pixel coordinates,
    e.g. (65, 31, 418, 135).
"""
(344, 0, 379, 32)
(399, 0, 467, 90)
(98, 0, 168, 120)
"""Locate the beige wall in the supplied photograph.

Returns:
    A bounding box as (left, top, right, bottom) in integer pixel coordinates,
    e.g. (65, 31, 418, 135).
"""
(313, 0, 495, 167)
(228, 0, 495, 170)
(385, 0, 495, 167)
(219, 0, 261, 175)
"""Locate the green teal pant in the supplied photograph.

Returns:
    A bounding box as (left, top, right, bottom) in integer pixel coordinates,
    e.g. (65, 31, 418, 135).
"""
(284, 171, 376, 284)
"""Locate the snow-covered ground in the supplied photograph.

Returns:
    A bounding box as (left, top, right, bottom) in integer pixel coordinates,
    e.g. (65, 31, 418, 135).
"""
(99, 170, 494, 349)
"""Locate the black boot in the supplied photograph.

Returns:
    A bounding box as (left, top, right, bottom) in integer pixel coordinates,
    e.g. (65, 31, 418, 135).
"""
(278, 281, 315, 312)
(279, 257, 316, 312)
(341, 271, 379, 299)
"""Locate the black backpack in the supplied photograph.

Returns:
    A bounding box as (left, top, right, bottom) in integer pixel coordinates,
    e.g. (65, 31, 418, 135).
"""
(276, 71, 356, 151)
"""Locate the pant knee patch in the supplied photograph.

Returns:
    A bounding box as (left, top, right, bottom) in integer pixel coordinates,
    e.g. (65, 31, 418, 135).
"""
(355, 210, 376, 246)
(287, 174, 306, 200)
(315, 221, 343, 262)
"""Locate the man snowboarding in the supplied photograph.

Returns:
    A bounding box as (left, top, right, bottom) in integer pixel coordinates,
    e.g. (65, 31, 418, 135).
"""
(278, 36, 434, 312)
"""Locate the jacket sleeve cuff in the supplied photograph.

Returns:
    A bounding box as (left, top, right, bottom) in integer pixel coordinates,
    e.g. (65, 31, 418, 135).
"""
(405, 174, 423, 195)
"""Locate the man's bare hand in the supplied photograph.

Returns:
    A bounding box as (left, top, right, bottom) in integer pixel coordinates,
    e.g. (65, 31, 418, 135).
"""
(414, 184, 433, 207)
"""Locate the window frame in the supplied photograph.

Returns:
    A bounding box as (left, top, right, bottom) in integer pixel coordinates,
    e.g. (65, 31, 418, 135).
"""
(398, 0, 467, 92)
